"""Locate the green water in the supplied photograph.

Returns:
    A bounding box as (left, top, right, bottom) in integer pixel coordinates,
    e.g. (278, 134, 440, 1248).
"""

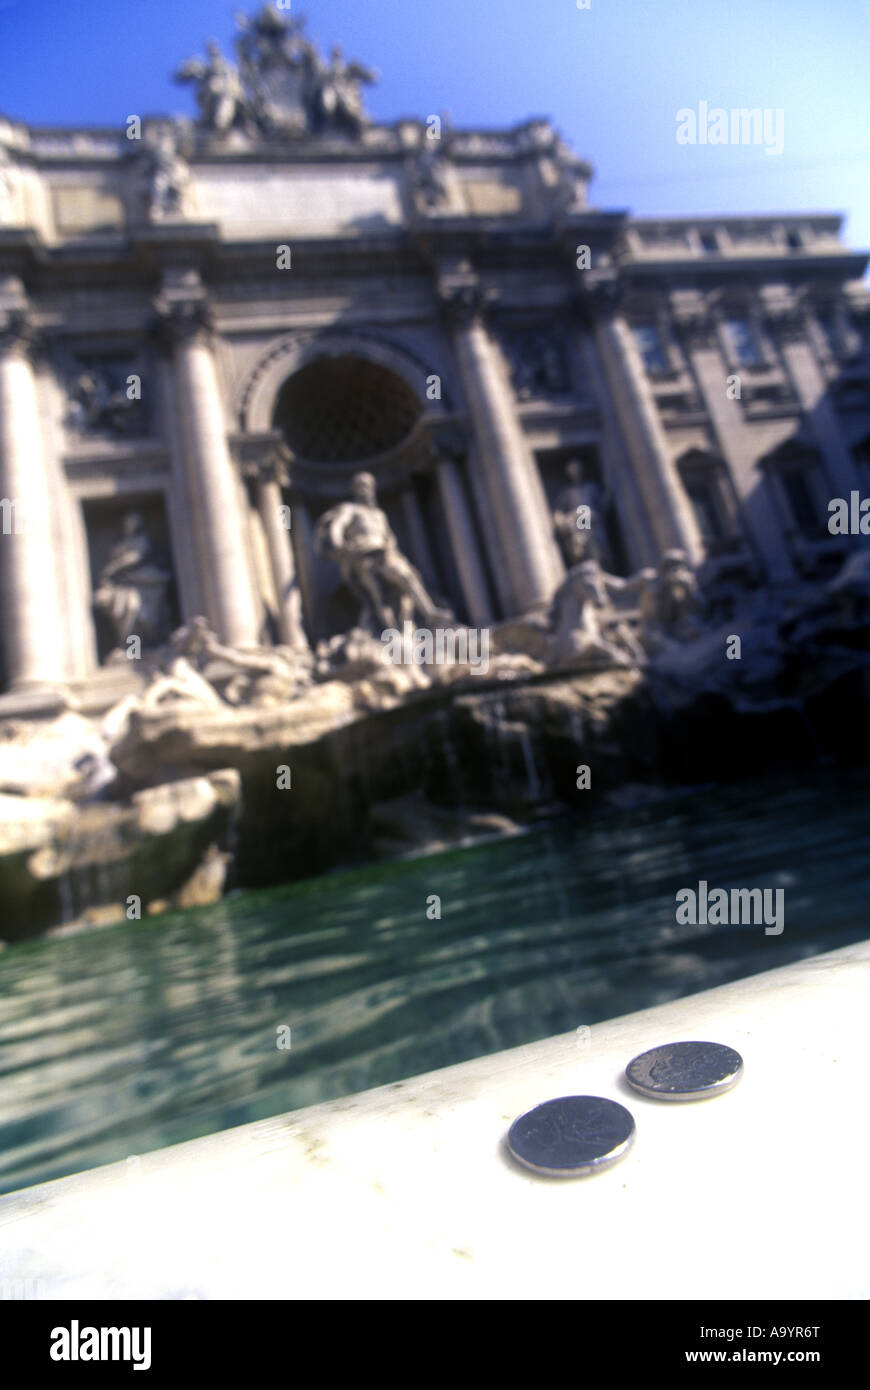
(1, 768, 869, 1195)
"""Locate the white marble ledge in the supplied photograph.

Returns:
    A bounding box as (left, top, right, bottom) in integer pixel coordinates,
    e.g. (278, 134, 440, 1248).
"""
(1, 939, 868, 1300)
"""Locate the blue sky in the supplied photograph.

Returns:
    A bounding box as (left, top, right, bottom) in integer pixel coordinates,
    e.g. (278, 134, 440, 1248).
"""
(2, 0, 869, 254)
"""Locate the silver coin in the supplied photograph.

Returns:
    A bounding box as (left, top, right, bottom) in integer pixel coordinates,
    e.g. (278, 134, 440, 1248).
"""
(625, 1040, 743, 1101)
(507, 1095, 635, 1177)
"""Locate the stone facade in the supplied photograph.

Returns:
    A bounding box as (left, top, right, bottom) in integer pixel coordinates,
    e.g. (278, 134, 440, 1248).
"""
(1, 5, 869, 708)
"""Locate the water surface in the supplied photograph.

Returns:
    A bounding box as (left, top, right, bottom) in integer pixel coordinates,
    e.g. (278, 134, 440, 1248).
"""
(1, 768, 868, 1195)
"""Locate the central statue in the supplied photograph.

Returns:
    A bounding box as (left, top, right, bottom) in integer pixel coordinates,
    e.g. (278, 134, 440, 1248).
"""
(315, 472, 451, 633)
(175, 5, 377, 140)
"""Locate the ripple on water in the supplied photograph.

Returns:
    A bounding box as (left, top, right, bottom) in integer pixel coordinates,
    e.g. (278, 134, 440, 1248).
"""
(1, 767, 869, 1193)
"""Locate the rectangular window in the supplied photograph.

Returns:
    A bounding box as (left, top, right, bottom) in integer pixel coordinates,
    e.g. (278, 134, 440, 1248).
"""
(683, 480, 725, 544)
(815, 311, 841, 358)
(633, 323, 669, 373)
(723, 318, 763, 367)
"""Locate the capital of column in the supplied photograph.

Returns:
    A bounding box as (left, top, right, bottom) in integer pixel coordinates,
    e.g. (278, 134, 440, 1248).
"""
(232, 433, 292, 488)
(574, 273, 624, 327)
(672, 311, 719, 353)
(759, 287, 809, 345)
(427, 422, 466, 463)
(241, 449, 290, 489)
(763, 306, 808, 344)
(437, 278, 497, 328)
(0, 306, 36, 359)
(152, 292, 214, 352)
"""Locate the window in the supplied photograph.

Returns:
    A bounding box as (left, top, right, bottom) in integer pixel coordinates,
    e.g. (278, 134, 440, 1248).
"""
(762, 443, 825, 541)
(815, 310, 841, 358)
(683, 478, 725, 544)
(723, 317, 763, 368)
(676, 450, 733, 550)
(786, 230, 803, 251)
(633, 323, 669, 373)
(699, 232, 719, 254)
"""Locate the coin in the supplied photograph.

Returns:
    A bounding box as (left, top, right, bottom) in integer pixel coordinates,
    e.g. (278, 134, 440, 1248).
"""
(625, 1041, 743, 1101)
(507, 1095, 635, 1177)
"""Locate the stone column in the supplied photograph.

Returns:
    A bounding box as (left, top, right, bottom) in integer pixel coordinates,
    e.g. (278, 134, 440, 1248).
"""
(0, 303, 66, 686)
(590, 289, 703, 564)
(288, 500, 320, 642)
(400, 485, 439, 592)
(575, 328, 656, 570)
(441, 281, 562, 613)
(679, 315, 795, 583)
(249, 456, 309, 652)
(435, 452, 493, 625)
(775, 313, 864, 500)
(156, 291, 262, 646)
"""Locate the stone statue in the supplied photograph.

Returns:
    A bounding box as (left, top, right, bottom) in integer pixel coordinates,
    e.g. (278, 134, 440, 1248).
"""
(103, 614, 310, 743)
(411, 145, 452, 211)
(142, 128, 190, 221)
(315, 471, 452, 633)
(512, 334, 570, 400)
(550, 557, 644, 669)
(175, 40, 249, 133)
(175, 615, 309, 706)
(633, 549, 705, 653)
(235, 7, 312, 137)
(93, 513, 171, 657)
(552, 460, 613, 570)
(313, 45, 377, 136)
(68, 363, 142, 436)
(231, 6, 376, 139)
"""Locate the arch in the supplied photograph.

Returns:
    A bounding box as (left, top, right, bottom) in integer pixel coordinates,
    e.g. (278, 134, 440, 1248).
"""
(236, 328, 456, 435)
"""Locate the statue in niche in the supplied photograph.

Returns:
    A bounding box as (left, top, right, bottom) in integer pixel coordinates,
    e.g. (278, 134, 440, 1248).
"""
(175, 40, 250, 134)
(142, 127, 190, 221)
(93, 512, 171, 657)
(550, 557, 644, 670)
(552, 459, 613, 571)
(314, 471, 452, 633)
